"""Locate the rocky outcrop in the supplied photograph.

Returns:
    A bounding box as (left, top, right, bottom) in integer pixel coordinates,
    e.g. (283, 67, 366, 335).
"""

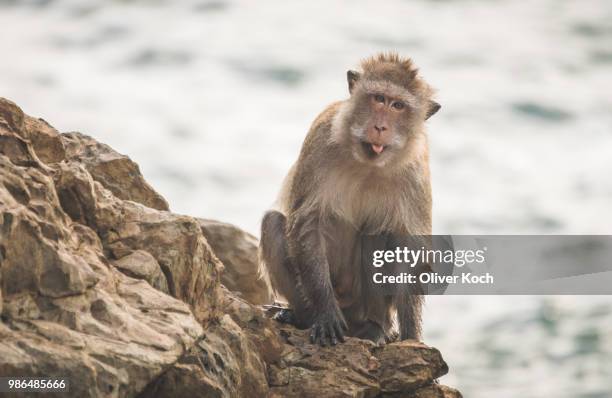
(61, 132, 169, 211)
(0, 104, 203, 397)
(199, 218, 273, 305)
(0, 97, 462, 398)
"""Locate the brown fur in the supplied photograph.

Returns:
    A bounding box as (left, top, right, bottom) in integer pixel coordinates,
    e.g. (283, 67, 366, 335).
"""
(259, 53, 439, 346)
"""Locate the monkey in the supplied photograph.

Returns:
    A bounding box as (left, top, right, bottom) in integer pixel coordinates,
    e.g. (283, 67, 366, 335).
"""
(259, 53, 440, 346)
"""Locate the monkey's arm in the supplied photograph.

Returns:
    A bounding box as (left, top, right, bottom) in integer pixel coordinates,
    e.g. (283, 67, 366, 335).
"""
(287, 209, 347, 346)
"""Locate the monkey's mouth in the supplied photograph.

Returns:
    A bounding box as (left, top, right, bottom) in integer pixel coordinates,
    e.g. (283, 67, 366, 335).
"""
(360, 141, 388, 158)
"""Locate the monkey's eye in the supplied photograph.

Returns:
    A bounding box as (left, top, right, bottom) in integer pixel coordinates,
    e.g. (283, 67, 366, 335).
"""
(392, 101, 405, 110)
(374, 94, 385, 103)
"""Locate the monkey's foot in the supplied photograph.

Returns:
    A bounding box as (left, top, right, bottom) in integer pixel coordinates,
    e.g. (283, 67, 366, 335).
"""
(385, 330, 400, 344)
(310, 310, 348, 346)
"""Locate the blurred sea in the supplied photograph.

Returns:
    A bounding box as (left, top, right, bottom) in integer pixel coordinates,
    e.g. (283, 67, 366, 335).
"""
(1, 0, 611, 396)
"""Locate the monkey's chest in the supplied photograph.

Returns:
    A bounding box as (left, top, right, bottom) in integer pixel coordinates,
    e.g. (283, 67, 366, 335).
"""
(324, 180, 410, 235)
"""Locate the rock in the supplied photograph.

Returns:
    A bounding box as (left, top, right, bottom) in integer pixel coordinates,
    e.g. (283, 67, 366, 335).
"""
(0, 274, 204, 398)
(406, 384, 463, 398)
(61, 132, 169, 211)
(0, 98, 65, 164)
(220, 286, 284, 364)
(0, 157, 99, 299)
(141, 314, 269, 398)
(265, 325, 452, 398)
(199, 218, 273, 305)
(0, 125, 42, 168)
(95, 196, 222, 324)
(0, 97, 462, 398)
(376, 341, 449, 393)
(269, 327, 380, 398)
(53, 159, 222, 325)
(23, 116, 66, 164)
(113, 250, 169, 294)
(0, 98, 24, 132)
(0, 99, 204, 397)
(54, 161, 99, 228)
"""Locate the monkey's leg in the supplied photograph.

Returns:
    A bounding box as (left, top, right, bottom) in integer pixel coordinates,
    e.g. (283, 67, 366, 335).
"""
(397, 290, 423, 340)
(287, 210, 348, 346)
(388, 234, 428, 341)
(260, 210, 312, 328)
(356, 233, 394, 344)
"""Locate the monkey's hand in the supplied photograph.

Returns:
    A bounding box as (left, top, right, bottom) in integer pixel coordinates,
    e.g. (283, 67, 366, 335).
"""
(309, 303, 348, 346)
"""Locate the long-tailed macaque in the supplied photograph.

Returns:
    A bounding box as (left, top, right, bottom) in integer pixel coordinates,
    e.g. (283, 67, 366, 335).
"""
(259, 53, 440, 346)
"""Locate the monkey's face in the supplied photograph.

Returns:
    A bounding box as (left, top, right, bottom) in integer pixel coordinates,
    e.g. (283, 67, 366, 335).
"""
(342, 63, 440, 166)
(347, 90, 419, 166)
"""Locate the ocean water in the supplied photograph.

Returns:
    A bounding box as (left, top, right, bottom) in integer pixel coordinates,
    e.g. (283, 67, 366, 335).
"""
(1, 1, 611, 396)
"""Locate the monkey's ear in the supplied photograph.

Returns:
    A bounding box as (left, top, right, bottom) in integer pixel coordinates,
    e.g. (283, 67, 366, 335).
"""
(347, 70, 360, 94)
(425, 100, 441, 120)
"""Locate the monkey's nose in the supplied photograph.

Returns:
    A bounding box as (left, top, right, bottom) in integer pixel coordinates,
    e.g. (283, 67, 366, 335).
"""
(374, 125, 387, 133)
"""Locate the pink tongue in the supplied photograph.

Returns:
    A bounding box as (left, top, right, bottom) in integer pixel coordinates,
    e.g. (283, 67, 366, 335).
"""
(371, 144, 384, 154)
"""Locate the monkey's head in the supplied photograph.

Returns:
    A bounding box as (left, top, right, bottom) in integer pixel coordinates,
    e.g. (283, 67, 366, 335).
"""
(336, 53, 440, 166)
